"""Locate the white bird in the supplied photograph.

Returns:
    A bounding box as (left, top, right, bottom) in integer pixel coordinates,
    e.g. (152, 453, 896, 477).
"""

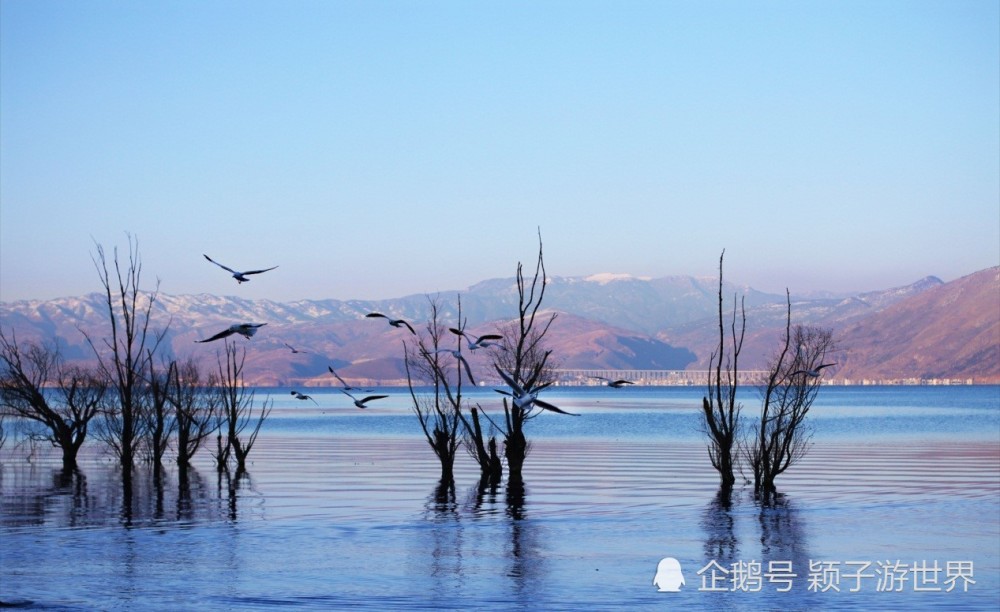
(424, 348, 477, 385)
(449, 328, 505, 351)
(203, 254, 278, 284)
(366, 312, 416, 334)
(591, 376, 635, 388)
(494, 366, 577, 416)
(196, 323, 267, 343)
(341, 389, 389, 409)
(790, 363, 837, 378)
(290, 390, 317, 404)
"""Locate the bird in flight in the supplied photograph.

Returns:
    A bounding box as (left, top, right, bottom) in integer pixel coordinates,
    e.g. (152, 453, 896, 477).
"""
(366, 312, 416, 334)
(284, 342, 308, 354)
(290, 390, 317, 404)
(591, 376, 635, 388)
(203, 254, 278, 284)
(195, 323, 267, 343)
(790, 363, 837, 378)
(341, 389, 389, 409)
(449, 328, 505, 351)
(424, 347, 477, 385)
(494, 366, 577, 416)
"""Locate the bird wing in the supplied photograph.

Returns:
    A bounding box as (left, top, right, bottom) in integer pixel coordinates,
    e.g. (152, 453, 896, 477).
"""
(476, 334, 503, 342)
(494, 366, 525, 396)
(359, 395, 389, 405)
(457, 355, 476, 386)
(448, 327, 466, 337)
(533, 398, 579, 416)
(366, 312, 388, 320)
(399, 320, 416, 334)
(196, 328, 235, 343)
(816, 363, 836, 371)
(328, 366, 350, 387)
(203, 254, 237, 275)
(242, 266, 278, 275)
(613, 380, 635, 386)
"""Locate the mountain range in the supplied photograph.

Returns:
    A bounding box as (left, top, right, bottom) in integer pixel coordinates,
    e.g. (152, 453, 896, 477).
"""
(1, 267, 997, 385)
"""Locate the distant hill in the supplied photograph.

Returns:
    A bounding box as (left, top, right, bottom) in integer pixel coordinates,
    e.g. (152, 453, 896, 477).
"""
(1, 268, 996, 385)
(833, 267, 999, 382)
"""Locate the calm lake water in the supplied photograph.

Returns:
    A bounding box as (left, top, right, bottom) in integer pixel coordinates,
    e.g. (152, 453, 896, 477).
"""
(2, 386, 998, 610)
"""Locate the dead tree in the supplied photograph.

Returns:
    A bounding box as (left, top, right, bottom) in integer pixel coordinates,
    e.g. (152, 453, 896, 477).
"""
(170, 358, 218, 470)
(84, 235, 165, 477)
(461, 405, 504, 486)
(404, 297, 465, 485)
(142, 354, 177, 468)
(747, 293, 835, 498)
(0, 330, 107, 469)
(701, 250, 744, 490)
(492, 233, 561, 483)
(215, 341, 270, 473)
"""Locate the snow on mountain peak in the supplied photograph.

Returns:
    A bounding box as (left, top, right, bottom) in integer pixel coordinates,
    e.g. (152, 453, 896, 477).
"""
(584, 272, 651, 284)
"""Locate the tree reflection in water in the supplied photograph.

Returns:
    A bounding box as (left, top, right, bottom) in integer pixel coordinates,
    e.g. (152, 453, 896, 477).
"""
(0, 460, 245, 530)
(702, 486, 739, 566)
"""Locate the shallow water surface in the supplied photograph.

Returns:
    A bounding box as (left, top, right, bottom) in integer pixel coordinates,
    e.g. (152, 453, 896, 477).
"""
(1, 386, 998, 610)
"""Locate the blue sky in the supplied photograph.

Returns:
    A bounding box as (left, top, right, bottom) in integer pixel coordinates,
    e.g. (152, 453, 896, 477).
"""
(2, 1, 997, 303)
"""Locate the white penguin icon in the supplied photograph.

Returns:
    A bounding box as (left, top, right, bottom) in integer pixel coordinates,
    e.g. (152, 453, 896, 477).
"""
(653, 557, 685, 592)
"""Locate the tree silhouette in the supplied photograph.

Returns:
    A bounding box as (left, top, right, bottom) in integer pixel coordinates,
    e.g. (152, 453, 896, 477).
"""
(0, 330, 107, 470)
(170, 358, 218, 471)
(215, 341, 270, 473)
(747, 293, 835, 498)
(701, 250, 744, 490)
(404, 297, 465, 485)
(491, 233, 562, 483)
(84, 236, 166, 486)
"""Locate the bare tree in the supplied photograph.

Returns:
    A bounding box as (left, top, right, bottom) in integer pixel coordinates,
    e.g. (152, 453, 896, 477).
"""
(747, 294, 835, 498)
(0, 330, 107, 469)
(170, 358, 218, 470)
(701, 250, 744, 490)
(142, 354, 177, 468)
(491, 233, 562, 482)
(84, 235, 165, 475)
(404, 297, 465, 485)
(215, 342, 271, 473)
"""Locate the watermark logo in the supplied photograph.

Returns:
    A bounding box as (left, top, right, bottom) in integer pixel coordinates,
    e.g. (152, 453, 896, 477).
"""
(653, 557, 685, 592)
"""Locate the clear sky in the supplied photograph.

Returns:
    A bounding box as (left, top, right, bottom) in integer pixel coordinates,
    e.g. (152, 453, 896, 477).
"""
(2, 0, 997, 303)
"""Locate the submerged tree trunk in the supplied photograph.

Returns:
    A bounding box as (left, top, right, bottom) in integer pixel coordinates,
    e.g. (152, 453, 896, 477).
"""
(701, 250, 744, 490)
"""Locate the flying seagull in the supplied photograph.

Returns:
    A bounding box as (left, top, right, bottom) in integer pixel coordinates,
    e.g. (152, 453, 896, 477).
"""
(290, 390, 318, 404)
(449, 328, 505, 351)
(790, 363, 837, 378)
(424, 348, 477, 385)
(284, 342, 308, 354)
(195, 323, 267, 343)
(494, 366, 577, 416)
(366, 312, 416, 334)
(203, 254, 278, 284)
(591, 376, 635, 388)
(340, 389, 389, 409)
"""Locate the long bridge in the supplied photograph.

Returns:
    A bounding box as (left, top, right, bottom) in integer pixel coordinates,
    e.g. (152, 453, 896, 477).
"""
(551, 369, 771, 386)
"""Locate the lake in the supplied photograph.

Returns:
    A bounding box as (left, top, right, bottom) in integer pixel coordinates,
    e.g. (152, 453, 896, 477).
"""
(1, 385, 998, 610)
